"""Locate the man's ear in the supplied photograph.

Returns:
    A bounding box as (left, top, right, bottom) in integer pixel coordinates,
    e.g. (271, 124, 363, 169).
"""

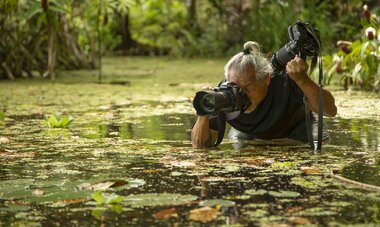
(265, 73, 270, 86)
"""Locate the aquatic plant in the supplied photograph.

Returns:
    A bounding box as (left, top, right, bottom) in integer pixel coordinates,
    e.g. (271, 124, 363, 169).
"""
(91, 191, 123, 205)
(323, 4, 380, 91)
(91, 192, 124, 220)
(44, 114, 73, 128)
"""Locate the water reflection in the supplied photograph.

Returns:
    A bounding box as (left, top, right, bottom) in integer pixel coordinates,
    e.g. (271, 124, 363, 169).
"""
(79, 114, 194, 141)
(78, 114, 379, 151)
(326, 118, 379, 151)
(341, 160, 380, 186)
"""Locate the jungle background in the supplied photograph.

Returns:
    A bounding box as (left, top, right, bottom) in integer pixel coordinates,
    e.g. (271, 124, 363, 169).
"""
(1, 0, 380, 91)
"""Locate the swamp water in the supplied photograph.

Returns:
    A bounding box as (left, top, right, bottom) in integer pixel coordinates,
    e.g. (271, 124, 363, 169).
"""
(0, 57, 380, 226)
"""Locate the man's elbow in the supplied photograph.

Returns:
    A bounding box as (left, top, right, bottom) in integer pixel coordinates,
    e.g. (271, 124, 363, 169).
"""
(325, 105, 337, 117)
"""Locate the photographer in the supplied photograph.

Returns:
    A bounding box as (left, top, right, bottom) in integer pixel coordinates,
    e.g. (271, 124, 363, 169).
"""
(191, 41, 337, 148)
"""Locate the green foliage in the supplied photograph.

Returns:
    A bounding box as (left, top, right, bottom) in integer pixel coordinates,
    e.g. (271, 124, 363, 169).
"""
(91, 191, 123, 205)
(323, 5, 380, 91)
(44, 114, 73, 128)
(129, 0, 186, 53)
(91, 191, 124, 220)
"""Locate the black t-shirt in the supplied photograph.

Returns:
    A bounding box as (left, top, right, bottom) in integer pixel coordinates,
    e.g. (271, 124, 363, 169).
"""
(210, 71, 310, 142)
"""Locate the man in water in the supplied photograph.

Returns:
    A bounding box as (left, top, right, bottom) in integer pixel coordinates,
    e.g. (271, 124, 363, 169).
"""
(191, 41, 337, 148)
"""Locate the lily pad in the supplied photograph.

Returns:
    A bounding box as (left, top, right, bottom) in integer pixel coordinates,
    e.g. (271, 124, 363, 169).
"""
(0, 204, 30, 212)
(245, 189, 268, 196)
(268, 191, 300, 198)
(123, 193, 197, 207)
(199, 199, 236, 207)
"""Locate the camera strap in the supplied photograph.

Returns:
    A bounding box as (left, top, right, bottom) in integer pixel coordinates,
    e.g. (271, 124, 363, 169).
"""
(214, 112, 226, 146)
(305, 55, 323, 150)
(317, 57, 324, 150)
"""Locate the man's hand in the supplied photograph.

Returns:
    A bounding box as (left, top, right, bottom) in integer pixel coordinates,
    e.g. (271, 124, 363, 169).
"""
(285, 55, 337, 117)
(286, 55, 309, 84)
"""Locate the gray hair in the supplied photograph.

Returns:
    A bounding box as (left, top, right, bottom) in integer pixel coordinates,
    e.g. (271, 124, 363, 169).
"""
(224, 41, 273, 81)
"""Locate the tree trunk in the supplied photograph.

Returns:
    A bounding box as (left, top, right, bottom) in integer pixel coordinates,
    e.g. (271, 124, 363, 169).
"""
(186, 0, 197, 29)
(116, 13, 137, 51)
(46, 13, 56, 80)
(43, 1, 56, 80)
(2, 62, 15, 80)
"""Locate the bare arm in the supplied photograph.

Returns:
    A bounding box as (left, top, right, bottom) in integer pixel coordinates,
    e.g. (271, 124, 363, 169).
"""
(191, 116, 218, 148)
(286, 56, 337, 117)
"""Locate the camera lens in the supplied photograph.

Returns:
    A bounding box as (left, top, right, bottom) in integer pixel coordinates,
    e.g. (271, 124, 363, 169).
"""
(201, 94, 215, 113)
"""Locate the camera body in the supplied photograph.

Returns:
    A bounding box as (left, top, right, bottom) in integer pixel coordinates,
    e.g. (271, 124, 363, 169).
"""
(193, 81, 249, 116)
(271, 21, 321, 71)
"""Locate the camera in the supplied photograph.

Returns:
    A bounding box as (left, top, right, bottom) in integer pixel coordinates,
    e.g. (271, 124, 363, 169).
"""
(271, 21, 321, 71)
(193, 81, 249, 116)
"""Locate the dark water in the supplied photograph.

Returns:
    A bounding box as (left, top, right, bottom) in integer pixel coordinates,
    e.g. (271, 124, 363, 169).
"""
(1, 112, 380, 226)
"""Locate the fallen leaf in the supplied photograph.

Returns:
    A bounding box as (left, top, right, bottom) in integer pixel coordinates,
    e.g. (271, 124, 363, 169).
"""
(246, 158, 275, 166)
(300, 167, 322, 175)
(77, 180, 129, 191)
(288, 216, 311, 225)
(154, 208, 178, 219)
(32, 189, 45, 196)
(189, 207, 219, 223)
(91, 182, 116, 191)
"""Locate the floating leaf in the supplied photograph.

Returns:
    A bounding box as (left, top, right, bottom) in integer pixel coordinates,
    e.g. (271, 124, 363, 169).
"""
(170, 161, 197, 168)
(124, 193, 197, 207)
(0, 204, 30, 212)
(170, 171, 183, 176)
(32, 189, 45, 196)
(294, 207, 337, 216)
(268, 191, 300, 198)
(200, 199, 235, 207)
(189, 207, 219, 223)
(272, 162, 298, 171)
(91, 182, 118, 191)
(245, 189, 268, 196)
(25, 190, 92, 203)
(300, 166, 322, 175)
(154, 208, 178, 219)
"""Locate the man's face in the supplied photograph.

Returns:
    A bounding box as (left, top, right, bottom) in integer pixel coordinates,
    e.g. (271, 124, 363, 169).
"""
(228, 69, 270, 108)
